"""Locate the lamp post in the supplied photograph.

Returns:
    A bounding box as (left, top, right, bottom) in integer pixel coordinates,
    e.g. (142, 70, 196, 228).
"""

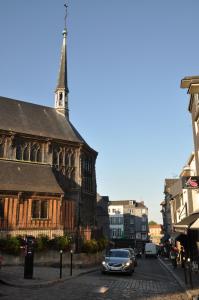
(70, 250, 73, 276)
(59, 250, 63, 279)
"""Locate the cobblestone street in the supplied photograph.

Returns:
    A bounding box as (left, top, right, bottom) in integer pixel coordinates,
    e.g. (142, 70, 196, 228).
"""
(0, 258, 188, 300)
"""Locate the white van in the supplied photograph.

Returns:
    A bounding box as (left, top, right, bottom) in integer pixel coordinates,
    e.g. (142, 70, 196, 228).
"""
(145, 243, 157, 258)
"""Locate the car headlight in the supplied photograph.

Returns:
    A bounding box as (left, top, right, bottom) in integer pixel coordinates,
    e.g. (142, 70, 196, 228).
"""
(102, 261, 106, 266)
(125, 261, 131, 266)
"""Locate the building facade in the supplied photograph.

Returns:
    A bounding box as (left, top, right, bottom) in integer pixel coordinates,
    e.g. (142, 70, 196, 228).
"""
(149, 224, 163, 245)
(0, 22, 97, 240)
(109, 202, 124, 239)
(160, 77, 199, 260)
(109, 200, 149, 250)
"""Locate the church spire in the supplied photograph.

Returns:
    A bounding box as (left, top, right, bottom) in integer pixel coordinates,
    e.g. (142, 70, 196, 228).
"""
(55, 4, 69, 119)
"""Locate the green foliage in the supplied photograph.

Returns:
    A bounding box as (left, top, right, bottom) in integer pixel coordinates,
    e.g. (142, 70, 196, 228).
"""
(0, 236, 21, 255)
(97, 238, 109, 252)
(48, 235, 72, 251)
(0, 234, 108, 255)
(35, 235, 49, 252)
(82, 239, 98, 253)
(148, 220, 157, 225)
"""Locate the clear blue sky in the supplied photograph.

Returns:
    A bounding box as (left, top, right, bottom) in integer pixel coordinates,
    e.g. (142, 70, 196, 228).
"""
(0, 0, 198, 223)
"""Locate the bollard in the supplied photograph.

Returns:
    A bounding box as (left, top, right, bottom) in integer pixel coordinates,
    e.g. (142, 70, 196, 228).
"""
(187, 258, 193, 289)
(183, 257, 187, 284)
(60, 250, 63, 279)
(70, 250, 73, 276)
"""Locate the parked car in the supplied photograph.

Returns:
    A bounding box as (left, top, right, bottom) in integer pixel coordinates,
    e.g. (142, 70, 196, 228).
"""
(121, 248, 138, 267)
(101, 249, 135, 275)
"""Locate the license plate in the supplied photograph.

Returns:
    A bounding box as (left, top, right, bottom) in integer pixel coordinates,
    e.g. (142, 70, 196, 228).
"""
(110, 266, 121, 271)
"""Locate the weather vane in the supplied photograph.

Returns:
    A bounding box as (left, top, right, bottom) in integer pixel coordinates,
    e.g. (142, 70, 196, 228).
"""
(64, 3, 68, 29)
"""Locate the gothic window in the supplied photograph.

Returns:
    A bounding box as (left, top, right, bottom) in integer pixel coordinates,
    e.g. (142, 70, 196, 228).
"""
(16, 144, 22, 160)
(0, 143, 4, 158)
(59, 151, 63, 168)
(82, 155, 93, 193)
(30, 147, 37, 162)
(30, 144, 41, 162)
(65, 151, 69, 167)
(53, 150, 58, 166)
(70, 152, 75, 167)
(32, 200, 48, 219)
(23, 144, 30, 161)
(37, 148, 42, 162)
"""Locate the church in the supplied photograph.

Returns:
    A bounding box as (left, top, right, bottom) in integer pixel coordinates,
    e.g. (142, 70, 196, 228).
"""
(0, 22, 98, 240)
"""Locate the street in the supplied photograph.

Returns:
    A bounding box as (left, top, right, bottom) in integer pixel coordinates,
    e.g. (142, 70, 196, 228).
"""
(0, 258, 188, 300)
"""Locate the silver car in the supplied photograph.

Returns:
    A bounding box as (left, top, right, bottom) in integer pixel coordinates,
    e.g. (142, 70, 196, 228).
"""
(101, 249, 135, 275)
(121, 248, 138, 267)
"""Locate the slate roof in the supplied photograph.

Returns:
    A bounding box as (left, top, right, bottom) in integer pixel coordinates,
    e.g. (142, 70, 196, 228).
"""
(56, 30, 69, 93)
(0, 160, 64, 194)
(0, 96, 85, 143)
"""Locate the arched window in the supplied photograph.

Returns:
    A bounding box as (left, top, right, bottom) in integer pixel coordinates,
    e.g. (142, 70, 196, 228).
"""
(65, 152, 69, 167)
(53, 150, 58, 167)
(16, 144, 22, 160)
(30, 146, 37, 162)
(23, 145, 29, 161)
(0, 143, 4, 158)
(30, 144, 41, 162)
(70, 152, 75, 167)
(59, 151, 63, 168)
(37, 148, 42, 162)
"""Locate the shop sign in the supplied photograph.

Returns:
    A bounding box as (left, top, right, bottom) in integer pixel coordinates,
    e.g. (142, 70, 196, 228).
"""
(181, 176, 199, 189)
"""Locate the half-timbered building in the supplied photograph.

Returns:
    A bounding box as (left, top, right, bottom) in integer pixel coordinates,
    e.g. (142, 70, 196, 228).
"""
(0, 25, 97, 240)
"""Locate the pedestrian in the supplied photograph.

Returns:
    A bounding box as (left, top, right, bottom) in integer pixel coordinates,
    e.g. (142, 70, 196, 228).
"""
(170, 246, 178, 269)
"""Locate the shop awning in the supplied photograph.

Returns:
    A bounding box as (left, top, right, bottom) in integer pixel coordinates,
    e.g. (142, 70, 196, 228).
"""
(173, 213, 199, 234)
(190, 218, 199, 229)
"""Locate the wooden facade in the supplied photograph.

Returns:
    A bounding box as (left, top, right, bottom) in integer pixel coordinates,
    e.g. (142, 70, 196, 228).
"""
(0, 194, 75, 238)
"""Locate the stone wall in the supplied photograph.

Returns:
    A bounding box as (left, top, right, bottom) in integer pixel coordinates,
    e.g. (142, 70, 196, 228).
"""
(0, 250, 103, 268)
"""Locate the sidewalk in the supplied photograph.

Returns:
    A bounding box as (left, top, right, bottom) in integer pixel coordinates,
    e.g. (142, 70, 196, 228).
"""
(159, 257, 199, 300)
(0, 265, 98, 288)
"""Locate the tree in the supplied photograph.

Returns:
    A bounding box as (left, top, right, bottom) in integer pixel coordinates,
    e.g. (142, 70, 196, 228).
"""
(148, 220, 157, 225)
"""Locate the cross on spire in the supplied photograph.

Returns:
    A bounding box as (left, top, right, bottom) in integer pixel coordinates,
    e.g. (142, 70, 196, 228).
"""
(64, 3, 68, 30)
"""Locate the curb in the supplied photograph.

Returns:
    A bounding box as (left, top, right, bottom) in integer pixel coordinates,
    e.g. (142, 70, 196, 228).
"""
(0, 267, 98, 288)
(158, 258, 193, 299)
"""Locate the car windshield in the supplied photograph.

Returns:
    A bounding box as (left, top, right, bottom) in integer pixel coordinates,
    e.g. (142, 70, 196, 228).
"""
(123, 248, 134, 255)
(108, 250, 129, 258)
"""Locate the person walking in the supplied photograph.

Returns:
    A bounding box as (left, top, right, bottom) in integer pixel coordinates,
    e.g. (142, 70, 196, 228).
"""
(170, 246, 178, 269)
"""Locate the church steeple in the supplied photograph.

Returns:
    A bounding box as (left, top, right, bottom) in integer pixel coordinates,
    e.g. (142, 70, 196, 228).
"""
(55, 5, 69, 119)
